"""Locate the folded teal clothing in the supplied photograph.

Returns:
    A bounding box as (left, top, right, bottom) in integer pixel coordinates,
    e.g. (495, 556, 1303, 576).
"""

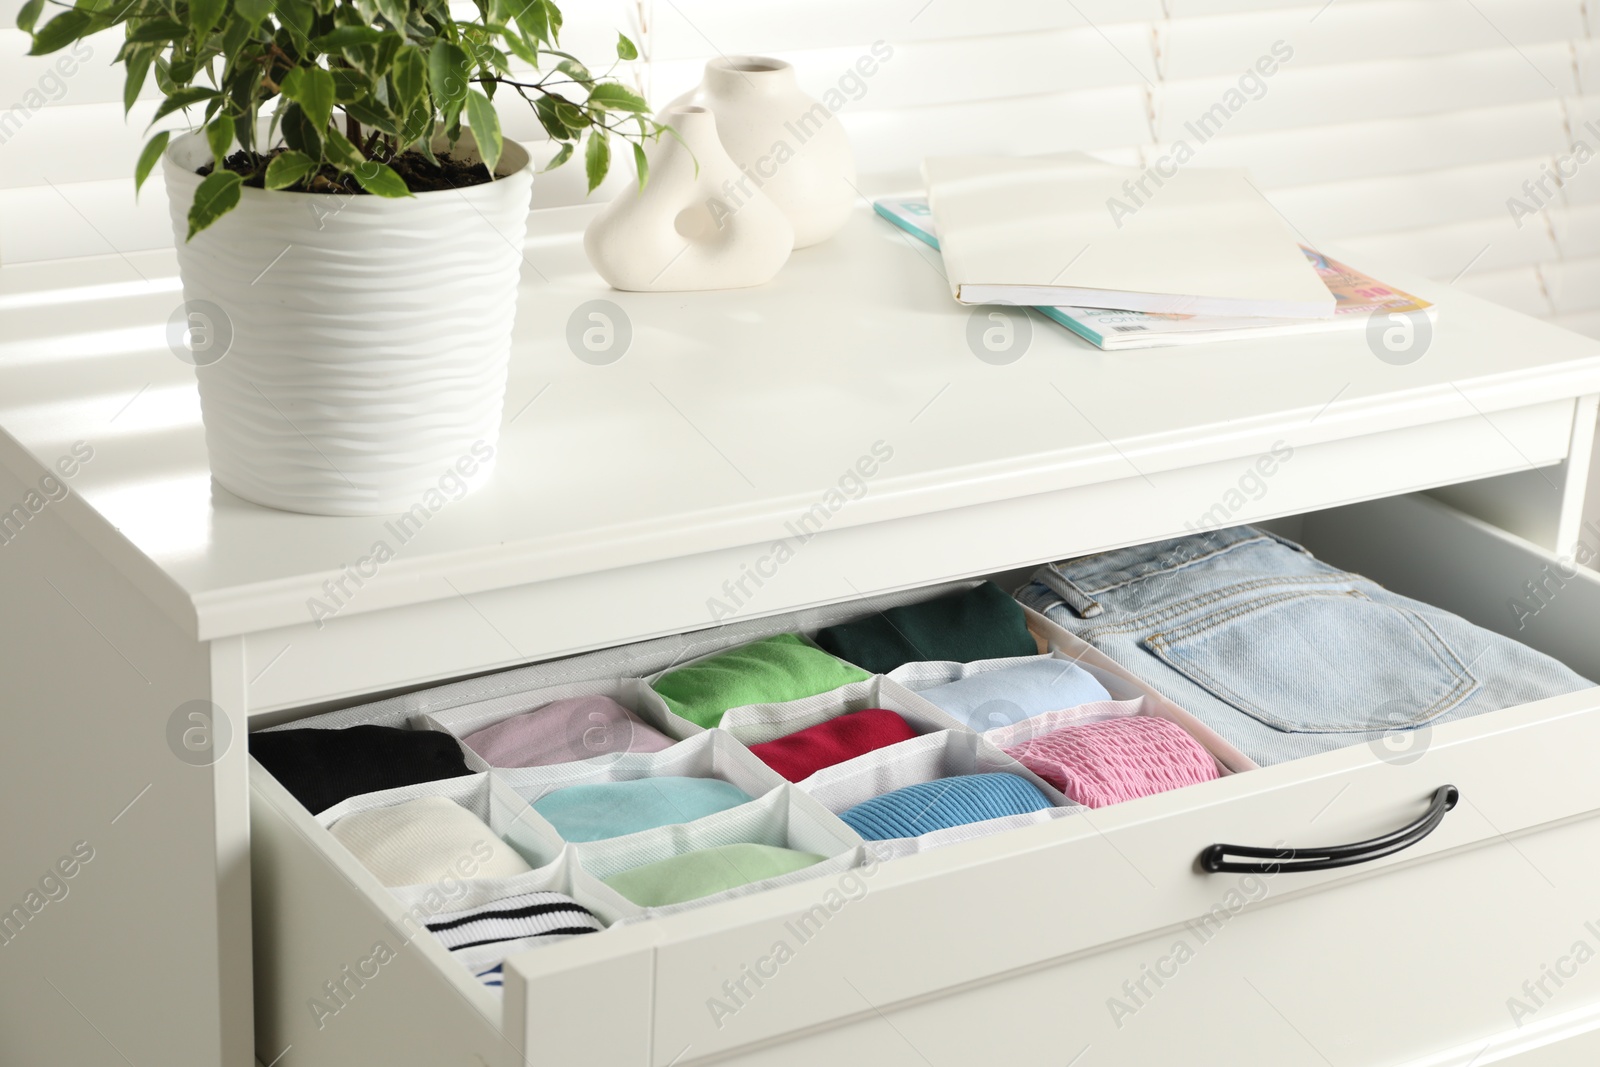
(602, 843, 826, 907)
(652, 633, 871, 729)
(812, 581, 1039, 674)
(916, 659, 1113, 732)
(531, 776, 755, 842)
(838, 773, 1054, 841)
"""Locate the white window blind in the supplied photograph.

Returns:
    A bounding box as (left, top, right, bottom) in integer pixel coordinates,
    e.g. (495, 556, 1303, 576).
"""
(2, 0, 1596, 335)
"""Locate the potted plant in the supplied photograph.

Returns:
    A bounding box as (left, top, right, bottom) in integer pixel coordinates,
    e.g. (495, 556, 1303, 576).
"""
(21, 0, 660, 515)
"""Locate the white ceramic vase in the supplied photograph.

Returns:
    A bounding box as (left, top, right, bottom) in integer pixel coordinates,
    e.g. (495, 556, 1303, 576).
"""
(162, 131, 533, 517)
(583, 105, 793, 291)
(669, 56, 856, 248)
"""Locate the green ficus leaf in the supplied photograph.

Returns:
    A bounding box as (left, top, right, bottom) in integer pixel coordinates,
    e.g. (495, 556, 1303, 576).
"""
(463, 89, 501, 174)
(428, 40, 471, 107)
(16, 0, 46, 33)
(148, 85, 221, 126)
(134, 130, 170, 194)
(542, 141, 573, 172)
(583, 129, 608, 193)
(279, 66, 335, 130)
(278, 101, 324, 157)
(187, 0, 226, 40)
(311, 25, 384, 51)
(330, 68, 367, 102)
(631, 140, 647, 189)
(322, 125, 366, 168)
(587, 83, 648, 113)
(127, 15, 185, 42)
(28, 9, 92, 54)
(187, 170, 243, 239)
(264, 150, 319, 189)
(615, 32, 637, 61)
(351, 161, 412, 197)
(205, 112, 234, 164)
(343, 97, 398, 135)
(122, 44, 155, 113)
(233, 0, 274, 26)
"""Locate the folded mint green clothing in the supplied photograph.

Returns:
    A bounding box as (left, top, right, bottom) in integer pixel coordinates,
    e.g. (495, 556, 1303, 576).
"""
(532, 777, 754, 842)
(812, 582, 1038, 674)
(652, 633, 870, 729)
(602, 843, 826, 907)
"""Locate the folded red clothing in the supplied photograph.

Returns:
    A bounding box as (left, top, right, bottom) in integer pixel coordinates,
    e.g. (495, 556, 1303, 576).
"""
(747, 708, 918, 783)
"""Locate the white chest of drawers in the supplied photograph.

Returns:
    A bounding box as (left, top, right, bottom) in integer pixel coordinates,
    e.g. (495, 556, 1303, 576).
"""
(4, 202, 1600, 1067)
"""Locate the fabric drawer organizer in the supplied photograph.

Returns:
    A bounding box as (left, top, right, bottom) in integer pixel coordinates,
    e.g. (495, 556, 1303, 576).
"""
(252, 579, 1254, 990)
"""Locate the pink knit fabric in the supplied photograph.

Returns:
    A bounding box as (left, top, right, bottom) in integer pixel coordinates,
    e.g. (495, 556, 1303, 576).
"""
(1003, 715, 1218, 809)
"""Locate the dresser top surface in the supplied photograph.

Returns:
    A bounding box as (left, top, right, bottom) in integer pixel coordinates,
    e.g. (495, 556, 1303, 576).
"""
(4, 197, 1600, 638)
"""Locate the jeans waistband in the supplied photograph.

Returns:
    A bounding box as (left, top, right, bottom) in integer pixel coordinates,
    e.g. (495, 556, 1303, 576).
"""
(1035, 525, 1311, 600)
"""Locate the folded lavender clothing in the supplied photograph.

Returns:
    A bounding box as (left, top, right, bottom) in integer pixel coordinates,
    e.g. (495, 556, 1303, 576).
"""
(463, 695, 674, 768)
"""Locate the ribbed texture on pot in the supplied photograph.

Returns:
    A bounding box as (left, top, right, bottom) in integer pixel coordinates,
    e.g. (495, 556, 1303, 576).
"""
(163, 133, 533, 516)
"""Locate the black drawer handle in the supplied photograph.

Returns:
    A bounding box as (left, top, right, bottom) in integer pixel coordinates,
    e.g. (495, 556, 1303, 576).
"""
(1199, 785, 1459, 874)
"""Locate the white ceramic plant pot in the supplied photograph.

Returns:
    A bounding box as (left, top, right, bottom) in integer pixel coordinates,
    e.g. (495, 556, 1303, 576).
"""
(669, 56, 856, 248)
(162, 131, 533, 517)
(584, 105, 793, 291)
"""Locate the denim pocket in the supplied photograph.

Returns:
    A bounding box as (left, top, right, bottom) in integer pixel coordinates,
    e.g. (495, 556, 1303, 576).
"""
(1143, 588, 1481, 734)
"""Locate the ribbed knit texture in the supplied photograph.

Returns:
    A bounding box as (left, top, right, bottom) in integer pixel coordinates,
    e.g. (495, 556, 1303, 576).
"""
(916, 659, 1113, 732)
(532, 777, 754, 842)
(812, 582, 1039, 674)
(748, 708, 919, 782)
(426, 891, 603, 952)
(462, 695, 673, 768)
(602, 843, 826, 907)
(329, 796, 533, 887)
(251, 724, 473, 815)
(837, 773, 1053, 841)
(1004, 715, 1218, 808)
(652, 633, 870, 729)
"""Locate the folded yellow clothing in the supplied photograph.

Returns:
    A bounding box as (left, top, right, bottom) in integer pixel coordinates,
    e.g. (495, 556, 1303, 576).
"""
(602, 843, 825, 907)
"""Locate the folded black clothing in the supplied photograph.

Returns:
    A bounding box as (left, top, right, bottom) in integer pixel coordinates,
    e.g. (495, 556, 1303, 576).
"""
(250, 724, 474, 814)
(812, 581, 1039, 675)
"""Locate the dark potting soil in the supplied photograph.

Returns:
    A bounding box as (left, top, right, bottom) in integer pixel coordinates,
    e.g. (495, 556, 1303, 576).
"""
(198, 146, 494, 194)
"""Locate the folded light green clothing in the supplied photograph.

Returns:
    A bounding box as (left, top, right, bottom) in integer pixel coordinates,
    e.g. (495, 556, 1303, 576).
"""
(652, 633, 870, 729)
(602, 843, 826, 907)
(532, 777, 754, 842)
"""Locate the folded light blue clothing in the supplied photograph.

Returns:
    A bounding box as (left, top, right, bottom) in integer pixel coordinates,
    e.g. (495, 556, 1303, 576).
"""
(1015, 524, 1595, 767)
(531, 777, 754, 842)
(838, 773, 1054, 841)
(915, 659, 1113, 732)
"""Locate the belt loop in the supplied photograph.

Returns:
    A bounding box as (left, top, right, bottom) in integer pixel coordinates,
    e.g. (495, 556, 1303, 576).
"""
(1038, 564, 1104, 619)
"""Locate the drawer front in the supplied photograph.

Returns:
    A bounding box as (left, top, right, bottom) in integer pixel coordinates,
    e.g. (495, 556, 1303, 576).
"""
(650, 809, 1600, 1067)
(250, 492, 1600, 1067)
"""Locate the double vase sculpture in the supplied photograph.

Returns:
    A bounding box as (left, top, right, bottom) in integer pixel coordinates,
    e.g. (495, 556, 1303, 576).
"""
(584, 57, 857, 292)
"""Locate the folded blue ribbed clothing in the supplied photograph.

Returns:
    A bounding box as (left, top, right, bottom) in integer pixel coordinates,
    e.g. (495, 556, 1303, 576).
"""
(916, 659, 1112, 732)
(838, 773, 1054, 841)
(532, 776, 754, 842)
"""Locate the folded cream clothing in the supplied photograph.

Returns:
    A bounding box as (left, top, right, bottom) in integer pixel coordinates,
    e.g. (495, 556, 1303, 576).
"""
(462, 695, 674, 768)
(329, 796, 533, 887)
(602, 843, 825, 907)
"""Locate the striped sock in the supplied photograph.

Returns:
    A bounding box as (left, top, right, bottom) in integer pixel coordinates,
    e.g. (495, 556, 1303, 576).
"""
(426, 891, 603, 981)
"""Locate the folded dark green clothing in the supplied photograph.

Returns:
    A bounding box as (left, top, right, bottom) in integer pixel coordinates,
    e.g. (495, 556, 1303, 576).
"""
(812, 582, 1038, 674)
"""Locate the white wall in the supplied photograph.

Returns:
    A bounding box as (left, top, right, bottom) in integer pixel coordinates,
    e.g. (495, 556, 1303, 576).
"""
(3, 0, 1598, 337)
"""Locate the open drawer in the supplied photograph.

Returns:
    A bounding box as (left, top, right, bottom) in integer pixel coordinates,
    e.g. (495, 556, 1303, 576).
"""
(249, 492, 1600, 1067)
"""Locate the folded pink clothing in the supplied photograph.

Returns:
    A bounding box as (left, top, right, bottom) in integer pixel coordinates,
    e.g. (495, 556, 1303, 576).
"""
(462, 695, 674, 768)
(1003, 715, 1218, 809)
